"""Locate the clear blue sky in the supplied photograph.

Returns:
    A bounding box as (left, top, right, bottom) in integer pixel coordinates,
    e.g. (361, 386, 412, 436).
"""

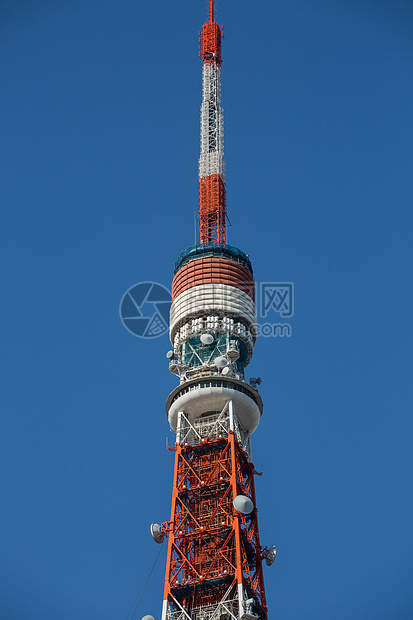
(1, 1, 413, 618)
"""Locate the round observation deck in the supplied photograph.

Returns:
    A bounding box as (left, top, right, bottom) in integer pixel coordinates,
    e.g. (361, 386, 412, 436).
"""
(166, 376, 263, 433)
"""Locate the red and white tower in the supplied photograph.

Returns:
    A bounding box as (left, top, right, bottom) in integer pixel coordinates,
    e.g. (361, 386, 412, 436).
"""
(151, 3, 275, 619)
(198, 0, 226, 245)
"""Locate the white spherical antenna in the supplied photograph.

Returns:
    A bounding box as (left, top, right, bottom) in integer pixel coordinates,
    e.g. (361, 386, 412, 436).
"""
(233, 495, 254, 515)
(166, 350, 174, 359)
(200, 333, 214, 345)
(150, 523, 164, 544)
(214, 356, 228, 368)
(222, 366, 230, 375)
(142, 616, 155, 620)
(265, 545, 277, 566)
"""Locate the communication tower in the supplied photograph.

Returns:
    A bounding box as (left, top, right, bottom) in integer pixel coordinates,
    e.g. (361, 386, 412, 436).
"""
(151, 3, 275, 619)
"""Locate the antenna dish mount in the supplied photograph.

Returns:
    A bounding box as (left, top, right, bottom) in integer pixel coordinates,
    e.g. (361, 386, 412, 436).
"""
(265, 545, 277, 566)
(214, 356, 228, 368)
(201, 333, 214, 345)
(233, 495, 254, 515)
(150, 523, 164, 544)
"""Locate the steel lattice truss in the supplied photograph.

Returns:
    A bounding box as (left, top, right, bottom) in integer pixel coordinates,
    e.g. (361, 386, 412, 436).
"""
(162, 410, 268, 620)
(198, 6, 226, 244)
(199, 64, 225, 181)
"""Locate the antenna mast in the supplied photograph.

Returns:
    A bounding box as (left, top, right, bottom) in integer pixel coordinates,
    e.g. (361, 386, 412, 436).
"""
(198, 0, 226, 244)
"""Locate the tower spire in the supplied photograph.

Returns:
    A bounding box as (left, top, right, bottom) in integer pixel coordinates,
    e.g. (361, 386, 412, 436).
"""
(209, 0, 214, 23)
(198, 1, 226, 244)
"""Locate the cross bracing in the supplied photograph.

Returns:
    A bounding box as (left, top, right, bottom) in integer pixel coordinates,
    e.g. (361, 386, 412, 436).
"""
(161, 403, 267, 619)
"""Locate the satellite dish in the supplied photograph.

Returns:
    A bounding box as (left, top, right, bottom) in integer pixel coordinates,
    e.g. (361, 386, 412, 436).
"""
(222, 366, 230, 375)
(150, 523, 164, 544)
(233, 495, 254, 515)
(200, 333, 214, 345)
(265, 545, 277, 566)
(214, 356, 228, 368)
(166, 350, 174, 359)
(142, 616, 155, 620)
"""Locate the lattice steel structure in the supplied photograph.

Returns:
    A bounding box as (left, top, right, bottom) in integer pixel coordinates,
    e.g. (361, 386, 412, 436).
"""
(198, 0, 226, 244)
(156, 3, 273, 620)
(161, 402, 268, 620)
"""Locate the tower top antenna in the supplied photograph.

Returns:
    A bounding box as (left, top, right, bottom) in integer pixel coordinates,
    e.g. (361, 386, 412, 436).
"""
(199, 0, 225, 243)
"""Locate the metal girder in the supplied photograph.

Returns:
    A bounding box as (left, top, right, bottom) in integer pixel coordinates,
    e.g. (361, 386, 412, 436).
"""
(161, 404, 267, 620)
